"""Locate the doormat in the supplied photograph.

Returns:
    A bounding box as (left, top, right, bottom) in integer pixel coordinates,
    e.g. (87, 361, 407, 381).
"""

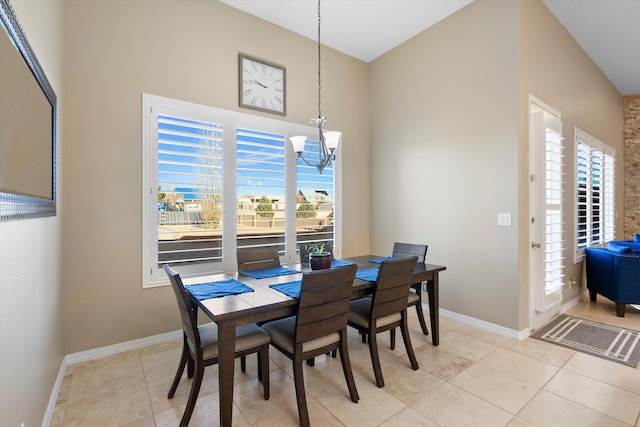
(531, 315, 640, 368)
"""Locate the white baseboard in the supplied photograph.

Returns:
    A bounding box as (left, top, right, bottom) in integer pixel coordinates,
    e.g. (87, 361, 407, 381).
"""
(560, 290, 587, 314)
(436, 307, 529, 340)
(64, 329, 182, 365)
(42, 329, 181, 426)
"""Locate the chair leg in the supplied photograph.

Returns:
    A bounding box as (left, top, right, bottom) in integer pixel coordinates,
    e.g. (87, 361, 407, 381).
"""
(338, 330, 359, 403)
(180, 356, 204, 427)
(168, 343, 189, 398)
(367, 329, 385, 388)
(400, 313, 419, 371)
(241, 355, 247, 373)
(186, 355, 194, 378)
(257, 353, 263, 381)
(389, 328, 396, 350)
(616, 303, 626, 317)
(292, 358, 310, 427)
(414, 294, 429, 336)
(259, 345, 270, 400)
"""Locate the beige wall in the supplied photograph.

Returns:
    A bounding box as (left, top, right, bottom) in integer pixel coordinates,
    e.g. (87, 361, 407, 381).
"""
(0, 1, 64, 426)
(61, 0, 370, 353)
(518, 0, 623, 328)
(369, 0, 623, 332)
(370, 0, 521, 329)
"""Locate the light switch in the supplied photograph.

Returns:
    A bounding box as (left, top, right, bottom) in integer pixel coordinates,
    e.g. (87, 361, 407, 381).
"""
(497, 213, 511, 226)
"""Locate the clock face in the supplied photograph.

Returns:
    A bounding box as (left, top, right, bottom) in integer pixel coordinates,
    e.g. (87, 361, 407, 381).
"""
(239, 55, 286, 115)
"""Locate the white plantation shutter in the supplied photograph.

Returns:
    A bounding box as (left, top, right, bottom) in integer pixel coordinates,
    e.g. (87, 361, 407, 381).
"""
(142, 94, 338, 287)
(576, 141, 591, 249)
(296, 137, 335, 249)
(235, 128, 287, 253)
(544, 125, 564, 296)
(575, 128, 615, 259)
(156, 114, 224, 267)
(603, 152, 616, 242)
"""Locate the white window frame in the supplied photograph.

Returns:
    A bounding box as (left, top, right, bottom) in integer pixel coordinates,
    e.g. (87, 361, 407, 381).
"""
(574, 126, 615, 262)
(142, 93, 341, 287)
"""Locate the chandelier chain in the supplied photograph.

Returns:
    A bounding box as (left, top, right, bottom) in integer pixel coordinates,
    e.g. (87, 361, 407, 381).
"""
(290, 0, 340, 174)
(317, 0, 322, 119)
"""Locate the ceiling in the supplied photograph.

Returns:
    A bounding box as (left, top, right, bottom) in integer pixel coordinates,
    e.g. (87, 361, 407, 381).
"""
(219, 0, 640, 96)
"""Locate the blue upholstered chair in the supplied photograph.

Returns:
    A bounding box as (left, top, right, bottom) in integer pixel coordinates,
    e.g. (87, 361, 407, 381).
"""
(585, 245, 640, 317)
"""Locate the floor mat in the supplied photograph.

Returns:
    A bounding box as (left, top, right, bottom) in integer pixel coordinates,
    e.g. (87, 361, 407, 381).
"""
(532, 314, 640, 368)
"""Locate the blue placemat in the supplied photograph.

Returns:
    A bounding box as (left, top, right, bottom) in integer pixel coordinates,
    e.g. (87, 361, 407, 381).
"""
(331, 259, 356, 268)
(186, 279, 254, 300)
(240, 266, 301, 279)
(269, 280, 302, 298)
(367, 257, 393, 264)
(356, 267, 380, 282)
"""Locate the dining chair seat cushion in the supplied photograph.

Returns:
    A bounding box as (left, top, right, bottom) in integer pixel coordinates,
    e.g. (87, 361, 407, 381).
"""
(262, 316, 340, 353)
(408, 292, 419, 305)
(187, 322, 271, 360)
(348, 298, 402, 328)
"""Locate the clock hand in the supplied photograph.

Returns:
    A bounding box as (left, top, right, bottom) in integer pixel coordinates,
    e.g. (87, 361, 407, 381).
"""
(250, 79, 267, 88)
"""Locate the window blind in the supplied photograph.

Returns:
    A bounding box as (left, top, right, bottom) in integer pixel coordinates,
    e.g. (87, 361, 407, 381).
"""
(295, 138, 335, 250)
(236, 128, 287, 253)
(544, 127, 564, 293)
(575, 128, 615, 257)
(157, 114, 224, 267)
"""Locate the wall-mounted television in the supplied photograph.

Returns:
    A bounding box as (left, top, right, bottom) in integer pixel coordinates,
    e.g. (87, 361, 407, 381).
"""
(0, 0, 57, 221)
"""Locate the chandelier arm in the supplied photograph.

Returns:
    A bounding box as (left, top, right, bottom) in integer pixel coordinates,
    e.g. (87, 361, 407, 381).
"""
(296, 152, 332, 173)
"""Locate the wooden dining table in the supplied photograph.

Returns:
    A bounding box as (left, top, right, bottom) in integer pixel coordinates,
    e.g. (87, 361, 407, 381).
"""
(183, 255, 446, 427)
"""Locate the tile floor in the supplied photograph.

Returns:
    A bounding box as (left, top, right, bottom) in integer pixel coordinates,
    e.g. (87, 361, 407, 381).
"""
(51, 295, 640, 426)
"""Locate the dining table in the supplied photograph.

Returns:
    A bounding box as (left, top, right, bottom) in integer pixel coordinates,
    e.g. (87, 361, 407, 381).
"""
(182, 255, 446, 427)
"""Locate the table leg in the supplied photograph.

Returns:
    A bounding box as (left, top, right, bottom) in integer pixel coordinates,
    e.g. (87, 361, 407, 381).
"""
(218, 321, 236, 427)
(426, 273, 439, 346)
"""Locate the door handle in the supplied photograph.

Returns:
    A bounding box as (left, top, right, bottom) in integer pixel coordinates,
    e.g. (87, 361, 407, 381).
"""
(531, 242, 541, 249)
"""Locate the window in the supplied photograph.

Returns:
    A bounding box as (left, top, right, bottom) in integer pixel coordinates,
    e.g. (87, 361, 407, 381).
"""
(575, 127, 615, 260)
(142, 94, 338, 287)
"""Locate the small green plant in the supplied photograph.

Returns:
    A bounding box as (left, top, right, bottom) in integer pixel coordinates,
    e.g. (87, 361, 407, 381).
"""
(297, 202, 317, 218)
(306, 243, 327, 255)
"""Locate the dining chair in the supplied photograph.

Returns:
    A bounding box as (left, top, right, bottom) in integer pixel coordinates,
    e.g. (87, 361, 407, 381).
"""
(262, 264, 359, 427)
(347, 256, 419, 388)
(237, 246, 281, 271)
(391, 242, 429, 349)
(163, 264, 271, 427)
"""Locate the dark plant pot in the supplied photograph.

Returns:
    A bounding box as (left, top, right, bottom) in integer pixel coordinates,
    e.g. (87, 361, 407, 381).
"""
(309, 252, 332, 270)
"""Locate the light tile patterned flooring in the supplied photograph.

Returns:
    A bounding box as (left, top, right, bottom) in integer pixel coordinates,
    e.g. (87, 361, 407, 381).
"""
(52, 296, 640, 426)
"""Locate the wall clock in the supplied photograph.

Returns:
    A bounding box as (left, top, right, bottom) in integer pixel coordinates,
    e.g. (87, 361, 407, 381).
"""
(239, 53, 286, 115)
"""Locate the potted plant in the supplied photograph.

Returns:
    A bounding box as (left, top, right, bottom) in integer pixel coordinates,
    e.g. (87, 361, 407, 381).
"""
(306, 243, 332, 270)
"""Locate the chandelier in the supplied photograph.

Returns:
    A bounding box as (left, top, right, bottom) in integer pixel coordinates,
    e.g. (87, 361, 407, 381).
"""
(289, 0, 341, 173)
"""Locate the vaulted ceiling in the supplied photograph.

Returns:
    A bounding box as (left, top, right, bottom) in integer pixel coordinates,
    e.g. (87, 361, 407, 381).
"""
(220, 0, 640, 96)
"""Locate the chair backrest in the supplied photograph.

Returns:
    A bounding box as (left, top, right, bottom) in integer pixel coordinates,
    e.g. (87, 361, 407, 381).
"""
(298, 242, 334, 265)
(392, 242, 427, 263)
(371, 256, 418, 321)
(294, 264, 357, 345)
(237, 247, 281, 271)
(164, 264, 201, 348)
